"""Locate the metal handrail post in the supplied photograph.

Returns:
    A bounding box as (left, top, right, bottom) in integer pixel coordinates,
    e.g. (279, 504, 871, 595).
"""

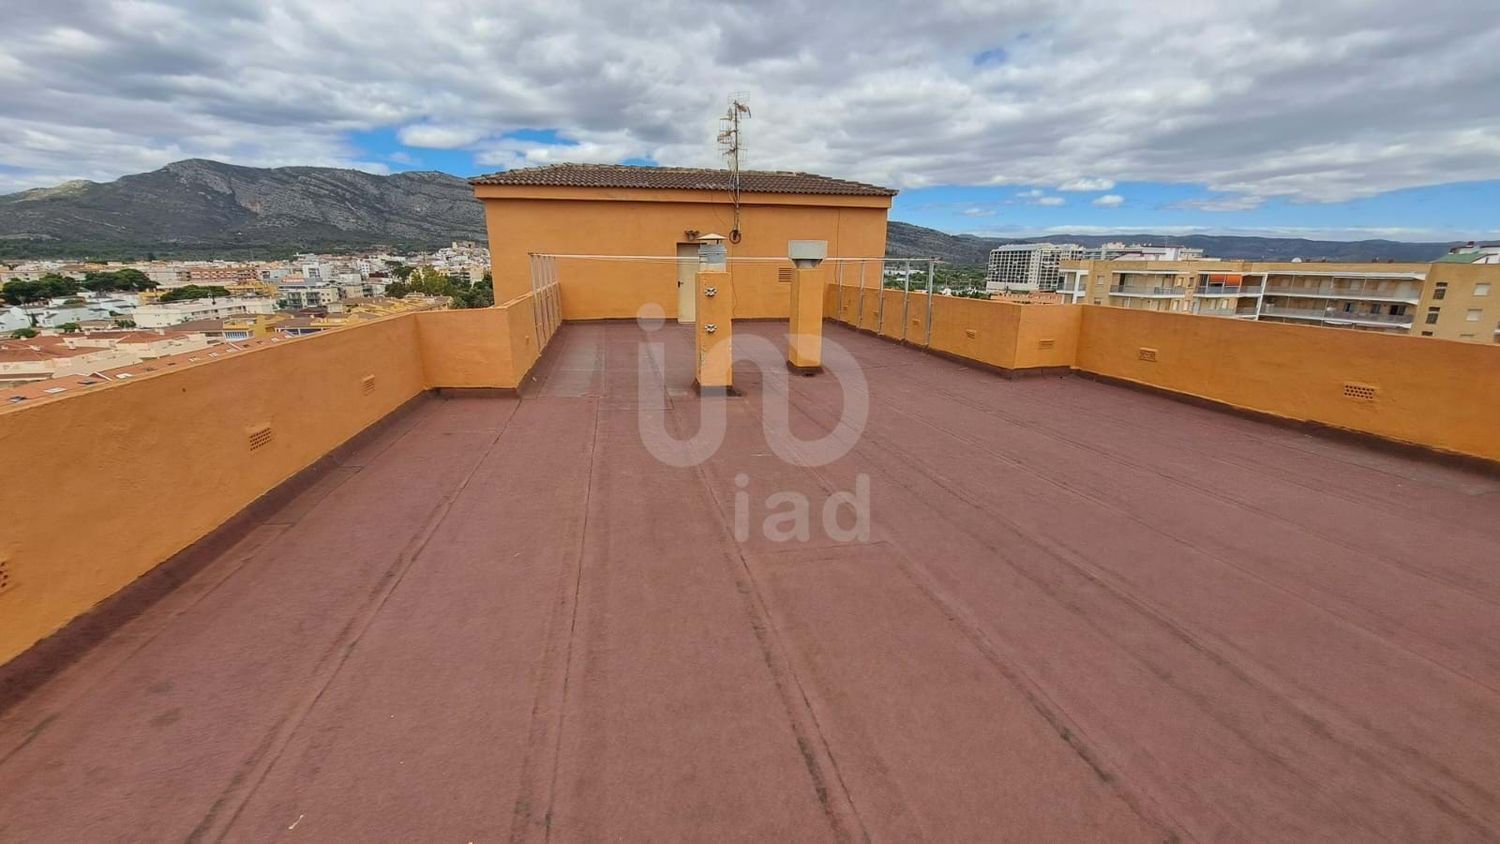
(925, 259, 935, 347)
(901, 260, 911, 343)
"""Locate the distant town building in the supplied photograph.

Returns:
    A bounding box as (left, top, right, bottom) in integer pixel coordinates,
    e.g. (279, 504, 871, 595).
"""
(1059, 258, 1500, 343)
(133, 297, 276, 328)
(1086, 242, 1208, 262)
(1438, 243, 1500, 264)
(985, 243, 1087, 293)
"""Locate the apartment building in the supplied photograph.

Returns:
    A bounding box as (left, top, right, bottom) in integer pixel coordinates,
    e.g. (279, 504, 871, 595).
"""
(1059, 259, 1500, 342)
(276, 282, 342, 309)
(132, 297, 277, 328)
(185, 263, 259, 286)
(985, 243, 1086, 293)
(1087, 242, 1207, 261)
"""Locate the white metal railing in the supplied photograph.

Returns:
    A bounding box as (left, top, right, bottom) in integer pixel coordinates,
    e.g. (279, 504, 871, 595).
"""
(1109, 285, 1187, 297)
(1262, 285, 1421, 302)
(527, 254, 563, 348)
(836, 258, 939, 346)
(1195, 284, 1264, 296)
(1261, 305, 1412, 325)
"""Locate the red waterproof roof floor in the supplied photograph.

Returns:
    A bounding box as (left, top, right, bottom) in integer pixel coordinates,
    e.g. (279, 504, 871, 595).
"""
(2, 322, 1498, 840)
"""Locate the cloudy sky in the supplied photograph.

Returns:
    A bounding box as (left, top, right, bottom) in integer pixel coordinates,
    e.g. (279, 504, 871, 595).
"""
(4, 0, 1499, 240)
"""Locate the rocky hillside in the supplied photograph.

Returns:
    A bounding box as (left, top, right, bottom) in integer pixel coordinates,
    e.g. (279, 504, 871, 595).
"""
(0, 159, 486, 257)
(0, 160, 1463, 263)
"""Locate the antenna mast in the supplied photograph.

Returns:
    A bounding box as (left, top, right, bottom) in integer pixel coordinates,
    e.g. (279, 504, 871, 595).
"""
(717, 95, 751, 243)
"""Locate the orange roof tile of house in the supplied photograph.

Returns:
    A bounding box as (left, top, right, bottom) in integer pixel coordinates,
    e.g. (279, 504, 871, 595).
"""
(470, 163, 897, 197)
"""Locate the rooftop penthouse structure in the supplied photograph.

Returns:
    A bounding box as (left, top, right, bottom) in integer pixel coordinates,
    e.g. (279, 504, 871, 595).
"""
(2, 165, 1499, 841)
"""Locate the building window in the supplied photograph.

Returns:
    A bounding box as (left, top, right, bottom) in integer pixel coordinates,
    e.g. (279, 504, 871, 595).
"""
(1434, 282, 1448, 300)
(1421, 330, 1434, 336)
(1426, 307, 1441, 325)
(1467, 309, 1482, 321)
(1476, 283, 1492, 297)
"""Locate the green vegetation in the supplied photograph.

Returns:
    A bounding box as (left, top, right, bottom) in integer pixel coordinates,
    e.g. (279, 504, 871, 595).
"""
(881, 263, 990, 298)
(9, 328, 39, 339)
(2, 273, 82, 304)
(388, 266, 493, 309)
(157, 285, 230, 303)
(58, 322, 82, 333)
(82, 268, 156, 292)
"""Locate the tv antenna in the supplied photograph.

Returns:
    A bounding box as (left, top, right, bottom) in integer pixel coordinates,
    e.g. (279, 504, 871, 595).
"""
(717, 95, 751, 242)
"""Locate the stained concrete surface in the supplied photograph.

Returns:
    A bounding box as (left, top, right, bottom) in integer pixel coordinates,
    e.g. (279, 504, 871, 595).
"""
(2, 322, 1499, 841)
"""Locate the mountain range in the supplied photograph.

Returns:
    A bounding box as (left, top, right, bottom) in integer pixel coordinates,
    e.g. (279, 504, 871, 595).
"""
(0, 159, 1465, 264)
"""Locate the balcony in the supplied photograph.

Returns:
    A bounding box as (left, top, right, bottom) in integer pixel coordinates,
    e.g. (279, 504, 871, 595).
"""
(3, 290, 1500, 841)
(1195, 284, 1263, 297)
(1109, 285, 1188, 297)
(1263, 285, 1421, 304)
(1261, 304, 1413, 328)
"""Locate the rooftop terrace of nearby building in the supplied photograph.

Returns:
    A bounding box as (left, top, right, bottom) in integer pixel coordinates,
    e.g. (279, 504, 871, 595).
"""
(2, 318, 1499, 840)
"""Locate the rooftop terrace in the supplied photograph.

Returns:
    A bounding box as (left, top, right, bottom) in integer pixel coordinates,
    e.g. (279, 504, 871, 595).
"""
(2, 320, 1498, 840)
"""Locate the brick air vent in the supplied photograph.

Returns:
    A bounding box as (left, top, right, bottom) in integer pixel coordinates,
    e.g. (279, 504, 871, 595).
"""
(965, 329, 978, 339)
(1138, 347, 1158, 362)
(1038, 338, 1056, 350)
(1342, 382, 1378, 402)
(777, 268, 794, 284)
(0, 559, 13, 596)
(247, 423, 274, 451)
(362, 374, 376, 395)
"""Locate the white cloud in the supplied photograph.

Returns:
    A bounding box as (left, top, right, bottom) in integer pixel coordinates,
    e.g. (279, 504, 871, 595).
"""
(960, 207, 995, 217)
(0, 0, 1498, 209)
(1172, 195, 1267, 212)
(1092, 194, 1124, 207)
(396, 124, 488, 149)
(1059, 178, 1115, 191)
(1037, 196, 1066, 206)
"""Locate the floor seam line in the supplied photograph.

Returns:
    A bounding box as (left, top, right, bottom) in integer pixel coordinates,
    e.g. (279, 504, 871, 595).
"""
(537, 400, 601, 843)
(198, 406, 519, 842)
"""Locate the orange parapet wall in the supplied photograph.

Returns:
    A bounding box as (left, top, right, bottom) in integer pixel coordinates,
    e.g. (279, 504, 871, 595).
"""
(1074, 306, 1500, 463)
(825, 290, 1500, 464)
(0, 301, 551, 667)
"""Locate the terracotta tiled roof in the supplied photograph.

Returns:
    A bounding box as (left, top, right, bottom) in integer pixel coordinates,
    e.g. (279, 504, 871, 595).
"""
(470, 163, 897, 197)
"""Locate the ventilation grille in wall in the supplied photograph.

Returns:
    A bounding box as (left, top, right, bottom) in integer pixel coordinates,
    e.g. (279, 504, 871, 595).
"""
(1342, 382, 1378, 402)
(362, 375, 376, 395)
(1138, 347, 1158, 362)
(778, 268, 794, 284)
(247, 423, 274, 451)
(0, 559, 13, 596)
(1038, 338, 1056, 350)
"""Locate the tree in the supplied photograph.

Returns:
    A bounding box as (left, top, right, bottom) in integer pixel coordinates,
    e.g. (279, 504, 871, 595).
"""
(83, 268, 156, 293)
(386, 281, 410, 298)
(157, 285, 229, 303)
(58, 322, 82, 333)
(113, 318, 136, 328)
(2, 273, 81, 305)
(390, 264, 415, 281)
(10, 327, 38, 339)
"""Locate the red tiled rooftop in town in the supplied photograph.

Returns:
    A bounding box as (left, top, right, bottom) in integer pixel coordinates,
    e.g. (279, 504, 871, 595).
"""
(1, 322, 1498, 840)
(470, 162, 899, 196)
